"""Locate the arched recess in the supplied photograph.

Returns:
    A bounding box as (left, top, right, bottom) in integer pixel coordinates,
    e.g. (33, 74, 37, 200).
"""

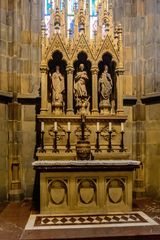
(47, 50, 67, 112)
(98, 52, 117, 112)
(73, 51, 92, 113)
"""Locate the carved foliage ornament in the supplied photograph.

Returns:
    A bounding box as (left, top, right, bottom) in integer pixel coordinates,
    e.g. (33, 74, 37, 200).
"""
(100, 125, 116, 141)
(49, 124, 66, 141)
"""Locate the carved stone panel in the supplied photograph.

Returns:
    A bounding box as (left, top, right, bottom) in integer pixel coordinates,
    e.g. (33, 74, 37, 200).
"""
(106, 178, 126, 204)
(48, 179, 68, 208)
(40, 169, 133, 214)
(77, 179, 97, 205)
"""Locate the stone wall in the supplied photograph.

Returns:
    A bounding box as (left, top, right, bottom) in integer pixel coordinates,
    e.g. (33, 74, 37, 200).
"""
(113, 0, 160, 198)
(21, 104, 37, 198)
(0, 0, 10, 201)
(145, 103, 160, 199)
(0, 103, 8, 201)
(0, 0, 41, 200)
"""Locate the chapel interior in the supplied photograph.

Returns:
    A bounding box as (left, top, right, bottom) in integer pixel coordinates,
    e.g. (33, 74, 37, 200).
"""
(0, 0, 160, 239)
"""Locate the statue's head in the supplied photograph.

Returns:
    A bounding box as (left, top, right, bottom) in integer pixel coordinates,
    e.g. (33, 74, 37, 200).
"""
(104, 65, 108, 72)
(55, 65, 60, 72)
(79, 63, 84, 71)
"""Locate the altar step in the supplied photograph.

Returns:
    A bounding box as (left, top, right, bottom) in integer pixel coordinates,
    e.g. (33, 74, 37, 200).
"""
(20, 226, 160, 240)
(20, 212, 160, 240)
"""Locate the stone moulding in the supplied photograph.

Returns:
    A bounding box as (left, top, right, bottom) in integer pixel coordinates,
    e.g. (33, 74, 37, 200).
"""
(32, 160, 140, 171)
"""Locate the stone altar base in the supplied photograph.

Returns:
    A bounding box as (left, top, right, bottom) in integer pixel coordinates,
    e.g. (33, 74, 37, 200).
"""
(33, 160, 140, 215)
(21, 210, 159, 240)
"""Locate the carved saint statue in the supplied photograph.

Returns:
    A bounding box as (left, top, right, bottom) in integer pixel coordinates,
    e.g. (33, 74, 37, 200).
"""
(51, 66, 64, 106)
(74, 63, 88, 98)
(99, 65, 112, 106)
(74, 63, 90, 113)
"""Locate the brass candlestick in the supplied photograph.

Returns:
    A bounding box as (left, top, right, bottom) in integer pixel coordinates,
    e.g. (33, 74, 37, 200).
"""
(40, 130, 46, 153)
(52, 130, 59, 153)
(65, 131, 72, 152)
(120, 131, 125, 152)
(81, 114, 86, 141)
(95, 131, 101, 152)
(107, 130, 114, 152)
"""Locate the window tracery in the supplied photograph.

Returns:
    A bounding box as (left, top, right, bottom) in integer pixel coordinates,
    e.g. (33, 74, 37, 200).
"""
(44, 0, 109, 38)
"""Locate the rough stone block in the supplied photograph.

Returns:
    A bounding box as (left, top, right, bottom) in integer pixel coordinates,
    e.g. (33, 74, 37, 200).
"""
(0, 56, 7, 71)
(20, 44, 30, 58)
(23, 105, 35, 121)
(0, 40, 7, 54)
(133, 103, 146, 121)
(124, 47, 132, 61)
(21, 75, 30, 93)
(125, 3, 132, 17)
(0, 72, 8, 90)
(21, 31, 31, 44)
(0, 24, 7, 40)
(148, 104, 160, 120)
(0, 10, 7, 24)
(147, 131, 160, 144)
(124, 34, 132, 47)
(144, 74, 154, 94)
(124, 75, 133, 95)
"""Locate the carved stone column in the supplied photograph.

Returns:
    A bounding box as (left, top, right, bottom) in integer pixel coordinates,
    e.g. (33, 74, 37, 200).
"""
(116, 23, 124, 114)
(40, 65, 48, 113)
(66, 65, 74, 114)
(116, 69, 124, 114)
(91, 66, 99, 114)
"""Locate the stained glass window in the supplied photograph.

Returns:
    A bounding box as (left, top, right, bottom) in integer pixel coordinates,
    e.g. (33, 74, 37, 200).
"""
(67, 0, 77, 36)
(44, 0, 109, 38)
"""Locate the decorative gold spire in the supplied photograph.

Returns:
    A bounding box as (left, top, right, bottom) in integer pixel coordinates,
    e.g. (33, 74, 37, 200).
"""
(41, 19, 47, 60)
(54, 5, 61, 33)
(43, 0, 123, 68)
(117, 23, 124, 69)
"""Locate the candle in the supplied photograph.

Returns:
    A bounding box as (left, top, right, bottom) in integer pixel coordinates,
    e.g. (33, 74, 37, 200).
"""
(109, 122, 112, 132)
(121, 122, 124, 132)
(97, 122, 100, 131)
(41, 122, 44, 132)
(54, 121, 57, 131)
(68, 122, 71, 131)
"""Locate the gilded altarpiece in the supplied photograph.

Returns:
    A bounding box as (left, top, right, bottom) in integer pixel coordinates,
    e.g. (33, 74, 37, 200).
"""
(33, 1, 140, 214)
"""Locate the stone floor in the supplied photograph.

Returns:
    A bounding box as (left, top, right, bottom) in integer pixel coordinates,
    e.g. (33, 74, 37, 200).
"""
(0, 199, 160, 240)
(0, 200, 31, 240)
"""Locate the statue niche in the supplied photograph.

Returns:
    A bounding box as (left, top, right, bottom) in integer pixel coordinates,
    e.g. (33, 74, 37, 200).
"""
(51, 65, 64, 104)
(98, 53, 116, 114)
(73, 52, 92, 115)
(99, 65, 113, 112)
(48, 51, 67, 114)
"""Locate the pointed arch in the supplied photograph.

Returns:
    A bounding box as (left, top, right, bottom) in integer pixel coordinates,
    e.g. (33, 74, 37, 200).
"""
(71, 34, 95, 64)
(96, 35, 119, 64)
(45, 34, 70, 64)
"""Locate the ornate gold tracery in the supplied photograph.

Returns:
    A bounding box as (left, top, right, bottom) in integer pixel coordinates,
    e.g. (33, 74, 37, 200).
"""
(41, 1, 124, 116)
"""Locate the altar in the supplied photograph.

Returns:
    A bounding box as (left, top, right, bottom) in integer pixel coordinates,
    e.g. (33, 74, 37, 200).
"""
(34, 1, 140, 216)
(33, 160, 140, 214)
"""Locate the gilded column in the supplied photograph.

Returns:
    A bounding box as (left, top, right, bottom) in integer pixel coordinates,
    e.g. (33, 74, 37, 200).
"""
(40, 65, 48, 112)
(66, 65, 74, 114)
(91, 66, 99, 114)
